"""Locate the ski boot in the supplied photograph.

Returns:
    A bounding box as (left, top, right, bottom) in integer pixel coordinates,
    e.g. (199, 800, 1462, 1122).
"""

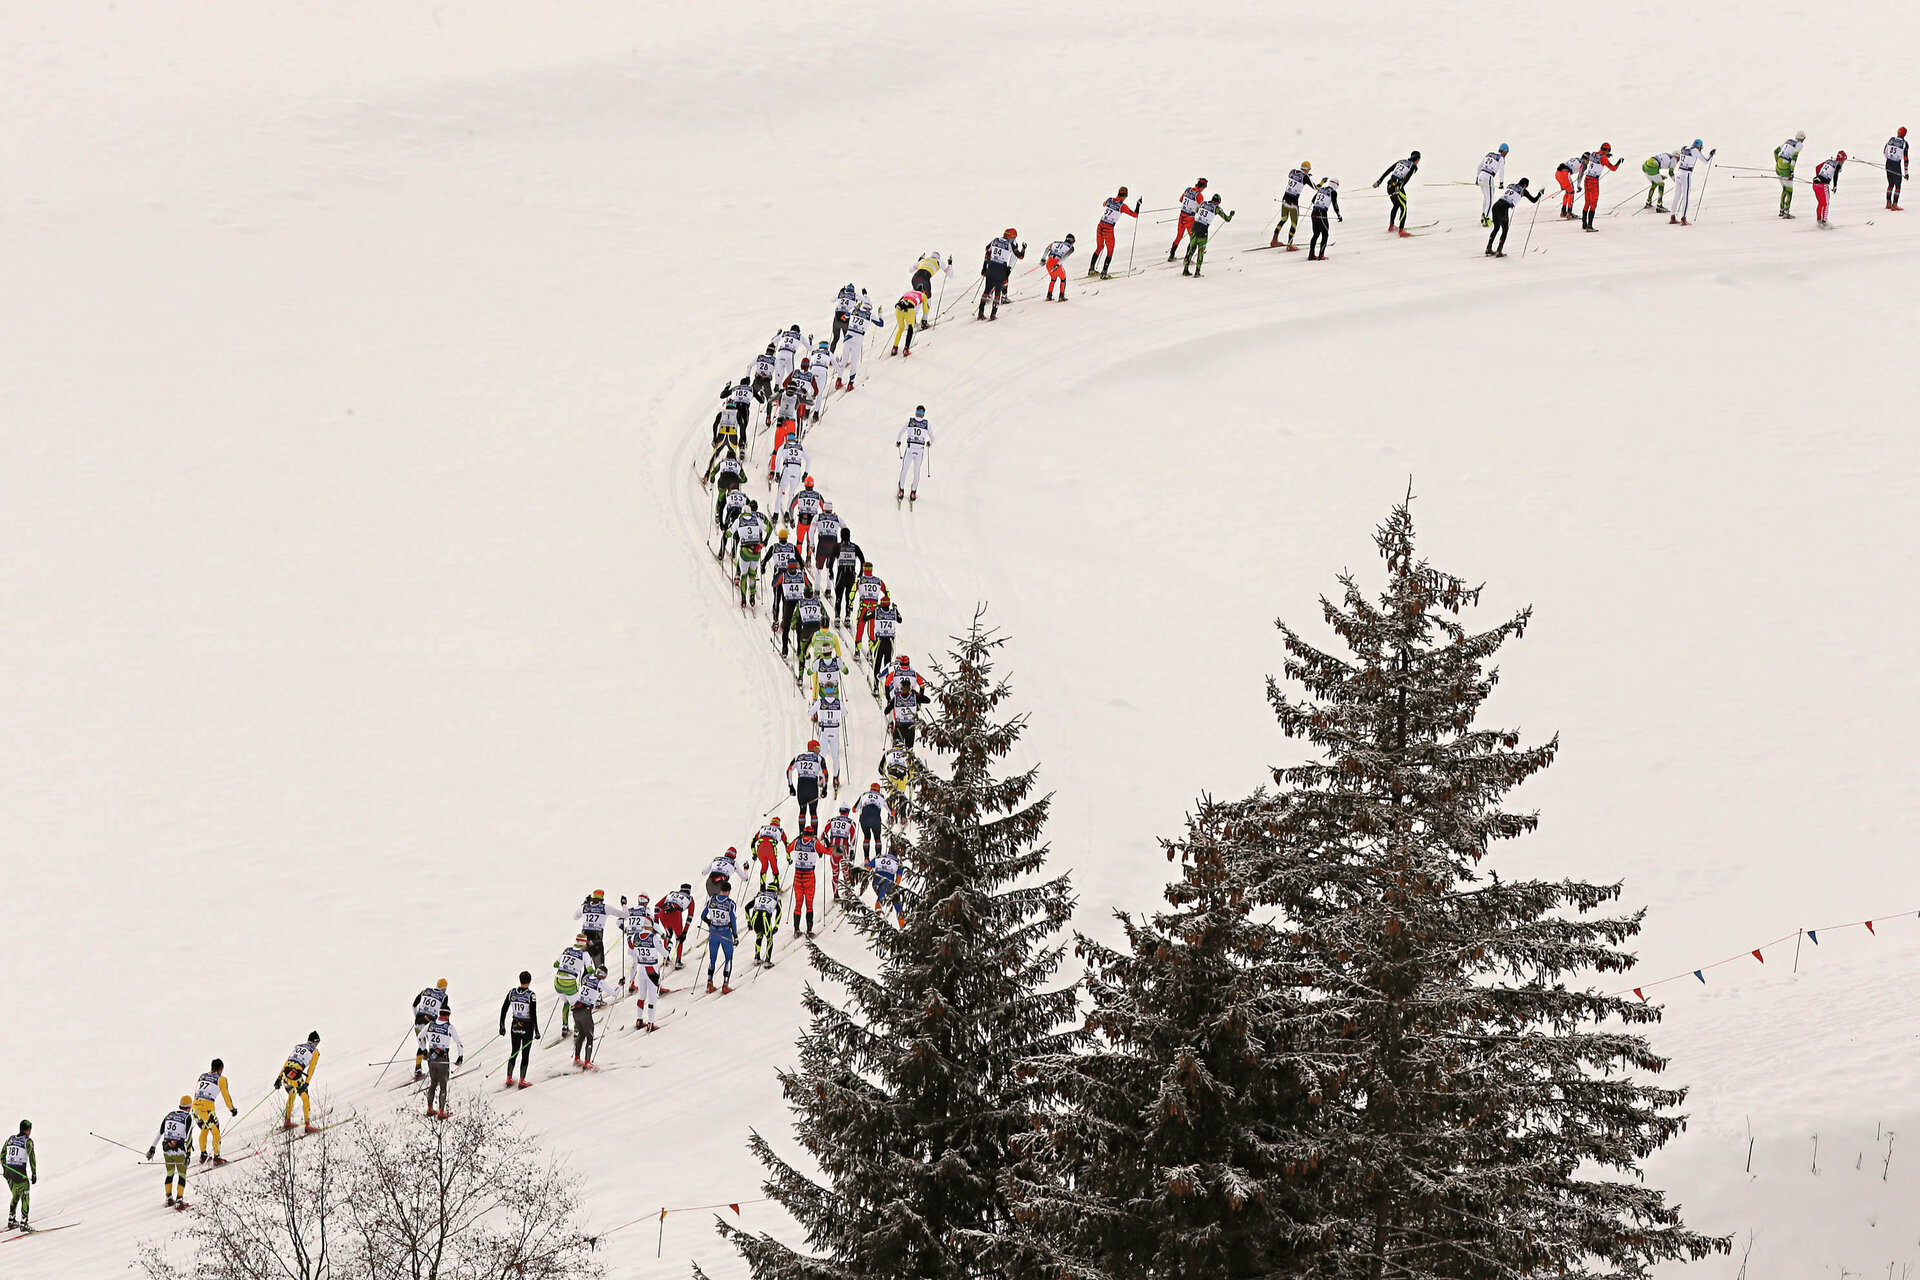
(706, 978, 717, 993)
(517, 1078, 532, 1089)
(721, 981, 733, 994)
(1269, 233, 1281, 247)
(213, 1154, 227, 1166)
(304, 1122, 320, 1134)
(165, 1193, 176, 1207)
(200, 1151, 210, 1164)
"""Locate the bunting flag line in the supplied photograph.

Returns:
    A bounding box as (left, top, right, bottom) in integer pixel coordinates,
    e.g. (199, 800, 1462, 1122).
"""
(1604, 908, 1920, 1002)
(583, 1195, 771, 1257)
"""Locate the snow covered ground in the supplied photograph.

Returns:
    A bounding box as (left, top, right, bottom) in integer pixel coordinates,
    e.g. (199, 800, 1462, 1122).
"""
(3, 2, 1918, 1275)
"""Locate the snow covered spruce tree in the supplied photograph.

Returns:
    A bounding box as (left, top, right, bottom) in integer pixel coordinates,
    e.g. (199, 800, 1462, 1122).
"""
(1007, 793, 1334, 1279)
(1253, 501, 1725, 1279)
(704, 610, 1080, 1280)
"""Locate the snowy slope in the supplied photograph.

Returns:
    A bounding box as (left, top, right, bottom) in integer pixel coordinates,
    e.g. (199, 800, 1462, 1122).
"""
(4, 2, 1920, 1276)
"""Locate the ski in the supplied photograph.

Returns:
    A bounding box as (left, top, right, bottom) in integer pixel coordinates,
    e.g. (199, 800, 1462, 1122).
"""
(0, 1222, 80, 1242)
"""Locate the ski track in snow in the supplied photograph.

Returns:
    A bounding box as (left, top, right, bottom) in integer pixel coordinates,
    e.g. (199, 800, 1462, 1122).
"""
(8, 3, 1920, 1277)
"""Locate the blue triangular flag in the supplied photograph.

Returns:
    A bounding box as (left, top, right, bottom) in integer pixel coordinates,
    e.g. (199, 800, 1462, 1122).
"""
(1693, 970, 1705, 983)
(1808, 930, 1819, 945)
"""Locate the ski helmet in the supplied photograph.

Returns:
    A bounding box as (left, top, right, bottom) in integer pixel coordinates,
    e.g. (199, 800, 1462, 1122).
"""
(765, 343, 775, 354)
(1300, 159, 1311, 170)
(808, 739, 820, 750)
(1195, 178, 1208, 187)
(1693, 138, 1705, 148)
(870, 782, 882, 791)
(1796, 130, 1806, 142)
(1064, 232, 1076, 244)
(1409, 150, 1421, 161)
(897, 655, 910, 667)
(1325, 177, 1339, 188)
(817, 339, 829, 349)
(1516, 177, 1529, 188)
(590, 889, 604, 900)
(680, 883, 692, 892)
(799, 357, 810, 368)
(1837, 150, 1848, 161)
(1599, 142, 1611, 152)
(803, 475, 815, 488)
(1209, 193, 1221, 204)
(436, 977, 448, 988)
(789, 323, 801, 332)
(180, 1095, 193, 1108)
(211, 1058, 224, 1072)
(17, 1121, 30, 1134)
(1116, 186, 1128, 197)
(575, 933, 588, 945)
(1498, 142, 1509, 153)
(770, 818, 781, 827)
(915, 404, 925, 414)
(821, 500, 833, 512)
(1902, 127, 1910, 138)
(839, 804, 851, 813)
(1003, 227, 1017, 238)
(777, 530, 788, 540)
(737, 375, 749, 385)
(308, 1031, 321, 1044)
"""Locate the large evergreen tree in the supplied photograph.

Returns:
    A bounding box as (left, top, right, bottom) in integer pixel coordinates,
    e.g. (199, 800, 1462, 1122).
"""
(1008, 794, 1334, 1280)
(1254, 501, 1725, 1279)
(706, 612, 1080, 1280)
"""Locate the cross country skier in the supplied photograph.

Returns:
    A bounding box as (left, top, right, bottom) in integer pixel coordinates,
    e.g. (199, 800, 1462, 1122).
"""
(708, 448, 746, 504)
(1776, 131, 1806, 217)
(1374, 150, 1420, 234)
(717, 489, 751, 548)
(839, 295, 876, 389)
(1181, 194, 1234, 277)
(751, 816, 790, 886)
(191, 1059, 237, 1164)
(733, 523, 764, 611)
(1813, 151, 1847, 227)
(773, 324, 806, 382)
(789, 587, 827, 674)
(812, 502, 842, 575)
(422, 1007, 464, 1118)
(1581, 144, 1619, 231)
(1168, 178, 1208, 259)
(789, 740, 829, 823)
(1486, 178, 1541, 257)
(870, 594, 902, 675)
(883, 655, 927, 704)
(148, 1097, 198, 1209)
(1673, 140, 1714, 224)
(879, 744, 914, 823)
(871, 846, 904, 926)
(911, 252, 950, 325)
(897, 405, 932, 504)
(1091, 187, 1140, 277)
(853, 564, 887, 652)
(824, 804, 856, 894)
(1271, 161, 1319, 248)
(1477, 144, 1509, 225)
(1044, 234, 1076, 301)
(619, 895, 653, 989)
(628, 919, 669, 1031)
(890, 287, 927, 356)
(773, 437, 810, 517)
(574, 889, 610, 968)
(702, 887, 739, 993)
(887, 687, 919, 750)
(553, 936, 590, 1034)
(1556, 151, 1586, 219)
(1307, 179, 1342, 260)
(1887, 127, 1909, 209)
(280, 1031, 322, 1132)
(855, 782, 888, 858)
(787, 477, 825, 558)
(790, 825, 824, 934)
(810, 680, 847, 787)
(830, 283, 858, 349)
(570, 967, 609, 1068)
(499, 972, 539, 1089)
(977, 229, 1025, 320)
(411, 982, 451, 1082)
(813, 639, 848, 702)
(657, 883, 693, 969)
(2, 1122, 33, 1231)
(748, 874, 783, 965)
(1642, 149, 1679, 212)
(705, 847, 745, 898)
(831, 530, 863, 624)
(751, 344, 778, 416)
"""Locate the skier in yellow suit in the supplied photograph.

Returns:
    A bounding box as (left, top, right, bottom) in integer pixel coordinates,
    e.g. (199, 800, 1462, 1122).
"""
(280, 1031, 322, 1132)
(192, 1058, 237, 1164)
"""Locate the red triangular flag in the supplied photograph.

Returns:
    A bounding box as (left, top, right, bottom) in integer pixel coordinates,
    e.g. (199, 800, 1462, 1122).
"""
(1865, 920, 1876, 934)
(1752, 949, 1765, 963)
(1632, 988, 1645, 1002)
(729, 1204, 741, 1216)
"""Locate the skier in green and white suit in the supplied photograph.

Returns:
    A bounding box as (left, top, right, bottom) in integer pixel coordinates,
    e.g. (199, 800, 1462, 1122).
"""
(1641, 151, 1679, 211)
(1776, 131, 1806, 216)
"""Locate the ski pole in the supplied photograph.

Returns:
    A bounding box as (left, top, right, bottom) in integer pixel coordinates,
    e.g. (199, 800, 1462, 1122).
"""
(1519, 191, 1545, 258)
(764, 792, 788, 817)
(1127, 208, 1140, 273)
(90, 1131, 145, 1157)
(1610, 184, 1649, 213)
(1693, 162, 1717, 222)
(372, 1023, 416, 1088)
(932, 269, 946, 327)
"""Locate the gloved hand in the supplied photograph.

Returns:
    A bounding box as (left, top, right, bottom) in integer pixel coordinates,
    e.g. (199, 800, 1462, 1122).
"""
(788, 785, 796, 795)
(455, 1056, 464, 1067)
(146, 1148, 155, 1160)
(229, 1108, 238, 1118)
